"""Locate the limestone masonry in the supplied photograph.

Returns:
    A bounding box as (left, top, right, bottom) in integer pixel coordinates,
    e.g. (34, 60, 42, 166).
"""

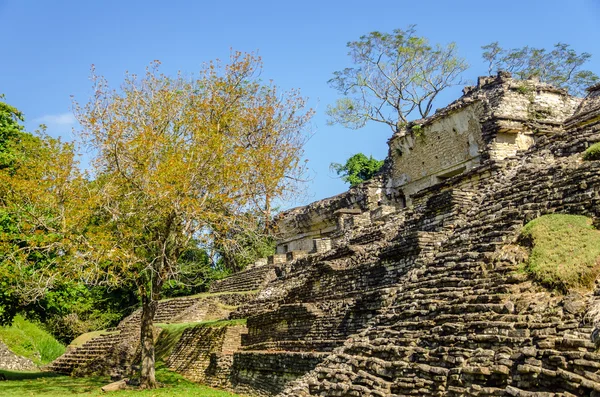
(47, 73, 600, 396)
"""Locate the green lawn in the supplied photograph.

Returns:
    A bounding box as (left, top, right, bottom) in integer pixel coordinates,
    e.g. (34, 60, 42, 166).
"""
(0, 365, 242, 397)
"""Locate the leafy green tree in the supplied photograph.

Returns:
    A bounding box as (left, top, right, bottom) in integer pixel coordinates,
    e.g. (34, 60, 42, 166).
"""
(482, 42, 599, 96)
(0, 97, 86, 327)
(330, 153, 384, 187)
(0, 94, 25, 171)
(327, 26, 468, 134)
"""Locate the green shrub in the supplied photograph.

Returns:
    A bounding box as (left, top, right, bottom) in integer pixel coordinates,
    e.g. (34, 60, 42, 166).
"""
(520, 214, 600, 292)
(583, 142, 600, 161)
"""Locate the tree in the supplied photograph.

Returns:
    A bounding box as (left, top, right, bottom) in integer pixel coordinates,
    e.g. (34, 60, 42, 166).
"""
(327, 26, 468, 134)
(482, 42, 599, 96)
(73, 53, 313, 388)
(330, 153, 384, 187)
(0, 98, 86, 326)
(0, 94, 25, 171)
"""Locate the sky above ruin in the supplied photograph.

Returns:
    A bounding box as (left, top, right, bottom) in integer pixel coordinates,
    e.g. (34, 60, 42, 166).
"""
(1, 0, 599, 208)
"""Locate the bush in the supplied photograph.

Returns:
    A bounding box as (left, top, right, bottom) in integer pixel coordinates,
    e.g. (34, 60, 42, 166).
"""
(520, 214, 600, 292)
(583, 142, 600, 161)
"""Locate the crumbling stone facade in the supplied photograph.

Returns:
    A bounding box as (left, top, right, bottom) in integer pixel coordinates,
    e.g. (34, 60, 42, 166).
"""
(273, 73, 581, 256)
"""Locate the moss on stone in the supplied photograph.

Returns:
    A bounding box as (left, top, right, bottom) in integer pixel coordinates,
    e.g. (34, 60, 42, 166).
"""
(583, 142, 600, 161)
(520, 214, 600, 292)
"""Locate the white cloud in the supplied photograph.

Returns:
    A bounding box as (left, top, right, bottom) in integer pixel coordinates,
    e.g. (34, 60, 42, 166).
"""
(34, 112, 76, 127)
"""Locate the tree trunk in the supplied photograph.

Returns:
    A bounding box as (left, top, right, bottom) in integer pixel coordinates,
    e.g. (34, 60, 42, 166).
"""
(139, 294, 158, 389)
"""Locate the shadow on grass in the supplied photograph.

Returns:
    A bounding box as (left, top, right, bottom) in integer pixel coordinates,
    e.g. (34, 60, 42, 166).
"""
(0, 370, 107, 396)
(0, 364, 241, 396)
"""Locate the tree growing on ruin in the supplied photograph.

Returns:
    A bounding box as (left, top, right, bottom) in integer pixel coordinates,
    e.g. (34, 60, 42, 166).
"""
(330, 153, 384, 187)
(327, 26, 468, 134)
(482, 42, 599, 96)
(73, 53, 313, 388)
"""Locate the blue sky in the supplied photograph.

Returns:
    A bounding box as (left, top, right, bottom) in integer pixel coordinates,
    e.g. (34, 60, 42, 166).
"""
(1, 0, 599, 208)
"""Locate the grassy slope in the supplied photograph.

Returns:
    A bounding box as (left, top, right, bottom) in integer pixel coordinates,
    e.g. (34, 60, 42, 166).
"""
(0, 364, 242, 396)
(521, 214, 600, 291)
(0, 315, 65, 365)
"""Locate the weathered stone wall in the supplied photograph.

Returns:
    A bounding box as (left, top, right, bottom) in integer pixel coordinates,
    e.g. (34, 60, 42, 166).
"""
(231, 351, 326, 396)
(274, 178, 385, 254)
(164, 324, 246, 388)
(388, 102, 486, 200)
(386, 74, 581, 206)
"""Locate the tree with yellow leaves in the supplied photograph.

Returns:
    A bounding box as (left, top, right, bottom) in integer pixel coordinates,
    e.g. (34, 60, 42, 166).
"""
(73, 52, 313, 388)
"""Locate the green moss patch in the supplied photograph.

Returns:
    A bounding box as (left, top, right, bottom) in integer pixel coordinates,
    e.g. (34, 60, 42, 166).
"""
(520, 214, 600, 292)
(0, 315, 65, 365)
(583, 142, 600, 161)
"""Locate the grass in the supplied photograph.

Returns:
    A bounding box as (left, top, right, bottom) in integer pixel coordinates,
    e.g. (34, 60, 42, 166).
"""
(69, 330, 119, 348)
(520, 214, 600, 292)
(155, 319, 246, 332)
(583, 142, 600, 161)
(0, 315, 65, 365)
(0, 364, 242, 396)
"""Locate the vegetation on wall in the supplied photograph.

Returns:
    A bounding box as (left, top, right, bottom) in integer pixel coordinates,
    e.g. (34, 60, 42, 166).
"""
(327, 25, 468, 134)
(583, 142, 600, 161)
(519, 214, 600, 292)
(330, 153, 385, 187)
(482, 42, 599, 96)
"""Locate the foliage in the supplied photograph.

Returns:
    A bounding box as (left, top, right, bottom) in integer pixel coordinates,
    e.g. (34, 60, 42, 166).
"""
(482, 42, 599, 96)
(0, 97, 88, 326)
(29, 284, 137, 344)
(0, 364, 242, 396)
(0, 314, 65, 364)
(583, 142, 600, 161)
(0, 94, 25, 171)
(72, 52, 313, 388)
(160, 243, 215, 298)
(520, 214, 600, 292)
(0, 97, 138, 344)
(327, 26, 468, 134)
(214, 214, 276, 273)
(330, 153, 384, 187)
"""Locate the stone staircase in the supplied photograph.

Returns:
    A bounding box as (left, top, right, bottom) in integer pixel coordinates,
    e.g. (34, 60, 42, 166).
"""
(46, 292, 252, 376)
(46, 332, 121, 375)
(209, 265, 277, 293)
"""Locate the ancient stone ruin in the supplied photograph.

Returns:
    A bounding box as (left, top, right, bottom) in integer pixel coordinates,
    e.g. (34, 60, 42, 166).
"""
(47, 72, 600, 396)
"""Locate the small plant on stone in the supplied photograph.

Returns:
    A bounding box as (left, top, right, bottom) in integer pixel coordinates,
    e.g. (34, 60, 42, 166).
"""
(411, 124, 425, 142)
(583, 142, 600, 161)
